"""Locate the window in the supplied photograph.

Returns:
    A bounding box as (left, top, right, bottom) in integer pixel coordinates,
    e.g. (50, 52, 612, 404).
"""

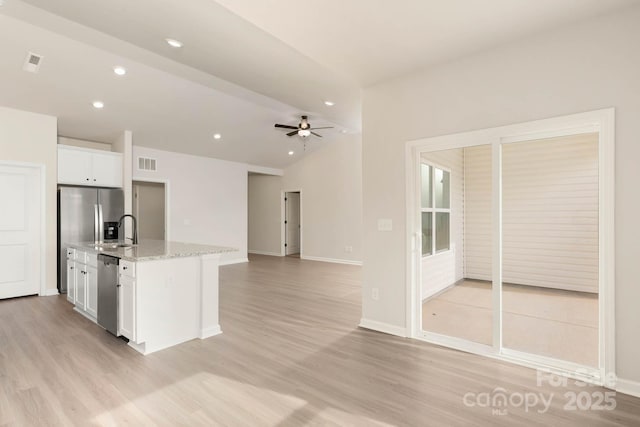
(421, 163, 450, 256)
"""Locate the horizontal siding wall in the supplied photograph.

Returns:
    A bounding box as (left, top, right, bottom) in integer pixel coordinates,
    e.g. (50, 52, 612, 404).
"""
(421, 148, 464, 298)
(462, 145, 492, 281)
(463, 133, 599, 293)
(502, 133, 599, 292)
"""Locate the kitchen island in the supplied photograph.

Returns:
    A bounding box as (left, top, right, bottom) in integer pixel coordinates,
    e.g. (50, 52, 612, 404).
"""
(65, 240, 236, 355)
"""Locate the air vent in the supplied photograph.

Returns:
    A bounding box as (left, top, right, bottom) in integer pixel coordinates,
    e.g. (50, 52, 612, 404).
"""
(137, 157, 157, 172)
(23, 52, 44, 73)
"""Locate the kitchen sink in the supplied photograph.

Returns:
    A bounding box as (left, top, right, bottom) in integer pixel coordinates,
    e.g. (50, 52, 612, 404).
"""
(93, 242, 136, 249)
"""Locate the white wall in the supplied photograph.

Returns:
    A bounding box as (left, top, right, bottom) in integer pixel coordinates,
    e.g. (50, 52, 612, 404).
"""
(0, 106, 58, 293)
(283, 133, 363, 263)
(133, 146, 247, 264)
(112, 131, 133, 237)
(248, 174, 282, 255)
(420, 149, 463, 298)
(58, 136, 111, 151)
(362, 6, 640, 383)
(247, 133, 363, 263)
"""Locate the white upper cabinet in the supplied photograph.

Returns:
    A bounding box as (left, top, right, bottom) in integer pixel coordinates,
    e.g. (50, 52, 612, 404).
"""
(57, 145, 123, 187)
(92, 151, 123, 187)
(58, 147, 92, 185)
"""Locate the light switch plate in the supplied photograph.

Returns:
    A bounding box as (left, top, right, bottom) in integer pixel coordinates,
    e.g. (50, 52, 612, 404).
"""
(378, 218, 392, 232)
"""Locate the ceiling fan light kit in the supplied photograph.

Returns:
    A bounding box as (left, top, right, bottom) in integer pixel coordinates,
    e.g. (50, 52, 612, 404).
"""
(274, 115, 334, 139)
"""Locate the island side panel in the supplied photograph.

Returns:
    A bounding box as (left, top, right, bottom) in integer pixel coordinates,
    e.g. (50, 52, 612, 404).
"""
(135, 256, 201, 354)
(200, 253, 222, 339)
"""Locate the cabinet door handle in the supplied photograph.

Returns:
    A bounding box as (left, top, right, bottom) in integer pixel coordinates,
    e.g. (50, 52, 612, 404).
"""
(123, 266, 128, 270)
(70, 266, 74, 270)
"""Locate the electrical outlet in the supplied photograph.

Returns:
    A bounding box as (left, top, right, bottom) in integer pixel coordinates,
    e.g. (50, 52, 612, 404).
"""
(344, 245, 353, 253)
(371, 288, 379, 301)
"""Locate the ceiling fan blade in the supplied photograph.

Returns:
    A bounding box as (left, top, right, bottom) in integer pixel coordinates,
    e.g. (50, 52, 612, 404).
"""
(309, 127, 333, 130)
(311, 132, 323, 138)
(286, 130, 299, 137)
(275, 124, 299, 130)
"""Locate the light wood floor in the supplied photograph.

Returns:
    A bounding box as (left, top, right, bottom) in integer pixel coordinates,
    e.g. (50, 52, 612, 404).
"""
(1, 255, 639, 426)
(423, 280, 599, 366)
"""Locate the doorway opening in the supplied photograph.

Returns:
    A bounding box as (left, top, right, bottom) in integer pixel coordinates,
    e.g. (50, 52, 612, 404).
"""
(407, 109, 615, 385)
(282, 191, 301, 257)
(132, 180, 167, 241)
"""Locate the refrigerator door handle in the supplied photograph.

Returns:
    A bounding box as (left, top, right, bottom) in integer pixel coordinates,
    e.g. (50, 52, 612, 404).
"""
(98, 204, 104, 243)
(94, 204, 99, 243)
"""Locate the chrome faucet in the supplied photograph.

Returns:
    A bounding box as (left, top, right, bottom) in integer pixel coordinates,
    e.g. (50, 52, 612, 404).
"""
(118, 214, 138, 245)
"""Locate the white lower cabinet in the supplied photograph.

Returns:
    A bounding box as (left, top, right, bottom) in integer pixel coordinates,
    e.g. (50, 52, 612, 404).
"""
(66, 260, 76, 304)
(68, 250, 97, 321)
(75, 266, 86, 311)
(118, 274, 136, 341)
(86, 266, 98, 318)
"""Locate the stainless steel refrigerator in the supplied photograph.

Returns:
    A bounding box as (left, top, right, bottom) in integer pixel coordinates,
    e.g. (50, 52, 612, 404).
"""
(57, 187, 124, 293)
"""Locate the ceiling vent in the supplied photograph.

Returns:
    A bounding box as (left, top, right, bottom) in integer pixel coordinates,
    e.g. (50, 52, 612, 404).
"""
(137, 157, 157, 172)
(23, 52, 44, 73)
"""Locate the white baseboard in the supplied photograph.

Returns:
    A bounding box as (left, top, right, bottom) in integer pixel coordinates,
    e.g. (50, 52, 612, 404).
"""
(301, 255, 363, 266)
(200, 325, 222, 339)
(40, 288, 60, 297)
(218, 257, 249, 266)
(359, 318, 407, 337)
(248, 250, 283, 257)
(616, 378, 640, 398)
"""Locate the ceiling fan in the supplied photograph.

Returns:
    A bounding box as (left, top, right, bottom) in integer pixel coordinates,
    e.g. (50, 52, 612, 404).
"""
(274, 115, 333, 138)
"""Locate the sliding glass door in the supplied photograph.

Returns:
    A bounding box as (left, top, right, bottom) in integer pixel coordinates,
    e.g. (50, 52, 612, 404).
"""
(412, 109, 613, 381)
(500, 134, 599, 368)
(419, 146, 493, 347)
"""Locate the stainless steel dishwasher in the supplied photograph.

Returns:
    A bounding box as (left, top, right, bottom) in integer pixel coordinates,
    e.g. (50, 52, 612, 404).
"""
(98, 254, 119, 335)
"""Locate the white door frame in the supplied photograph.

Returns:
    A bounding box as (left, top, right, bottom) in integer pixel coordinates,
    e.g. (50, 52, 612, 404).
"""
(0, 161, 47, 297)
(281, 189, 302, 257)
(405, 108, 615, 385)
(132, 177, 171, 241)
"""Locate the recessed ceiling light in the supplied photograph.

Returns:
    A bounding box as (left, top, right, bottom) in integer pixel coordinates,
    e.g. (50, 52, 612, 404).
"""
(324, 101, 335, 106)
(288, 151, 294, 156)
(92, 101, 104, 109)
(341, 129, 348, 134)
(113, 66, 127, 76)
(166, 38, 183, 48)
(213, 133, 222, 140)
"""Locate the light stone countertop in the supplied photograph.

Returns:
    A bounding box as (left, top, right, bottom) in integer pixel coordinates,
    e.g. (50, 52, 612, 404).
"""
(67, 240, 237, 262)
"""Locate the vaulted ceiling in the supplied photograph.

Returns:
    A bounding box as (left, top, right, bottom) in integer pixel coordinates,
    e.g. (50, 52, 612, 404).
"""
(0, 0, 636, 167)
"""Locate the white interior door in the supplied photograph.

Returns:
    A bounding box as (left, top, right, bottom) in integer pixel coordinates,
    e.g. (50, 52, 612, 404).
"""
(0, 164, 41, 299)
(285, 192, 300, 255)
